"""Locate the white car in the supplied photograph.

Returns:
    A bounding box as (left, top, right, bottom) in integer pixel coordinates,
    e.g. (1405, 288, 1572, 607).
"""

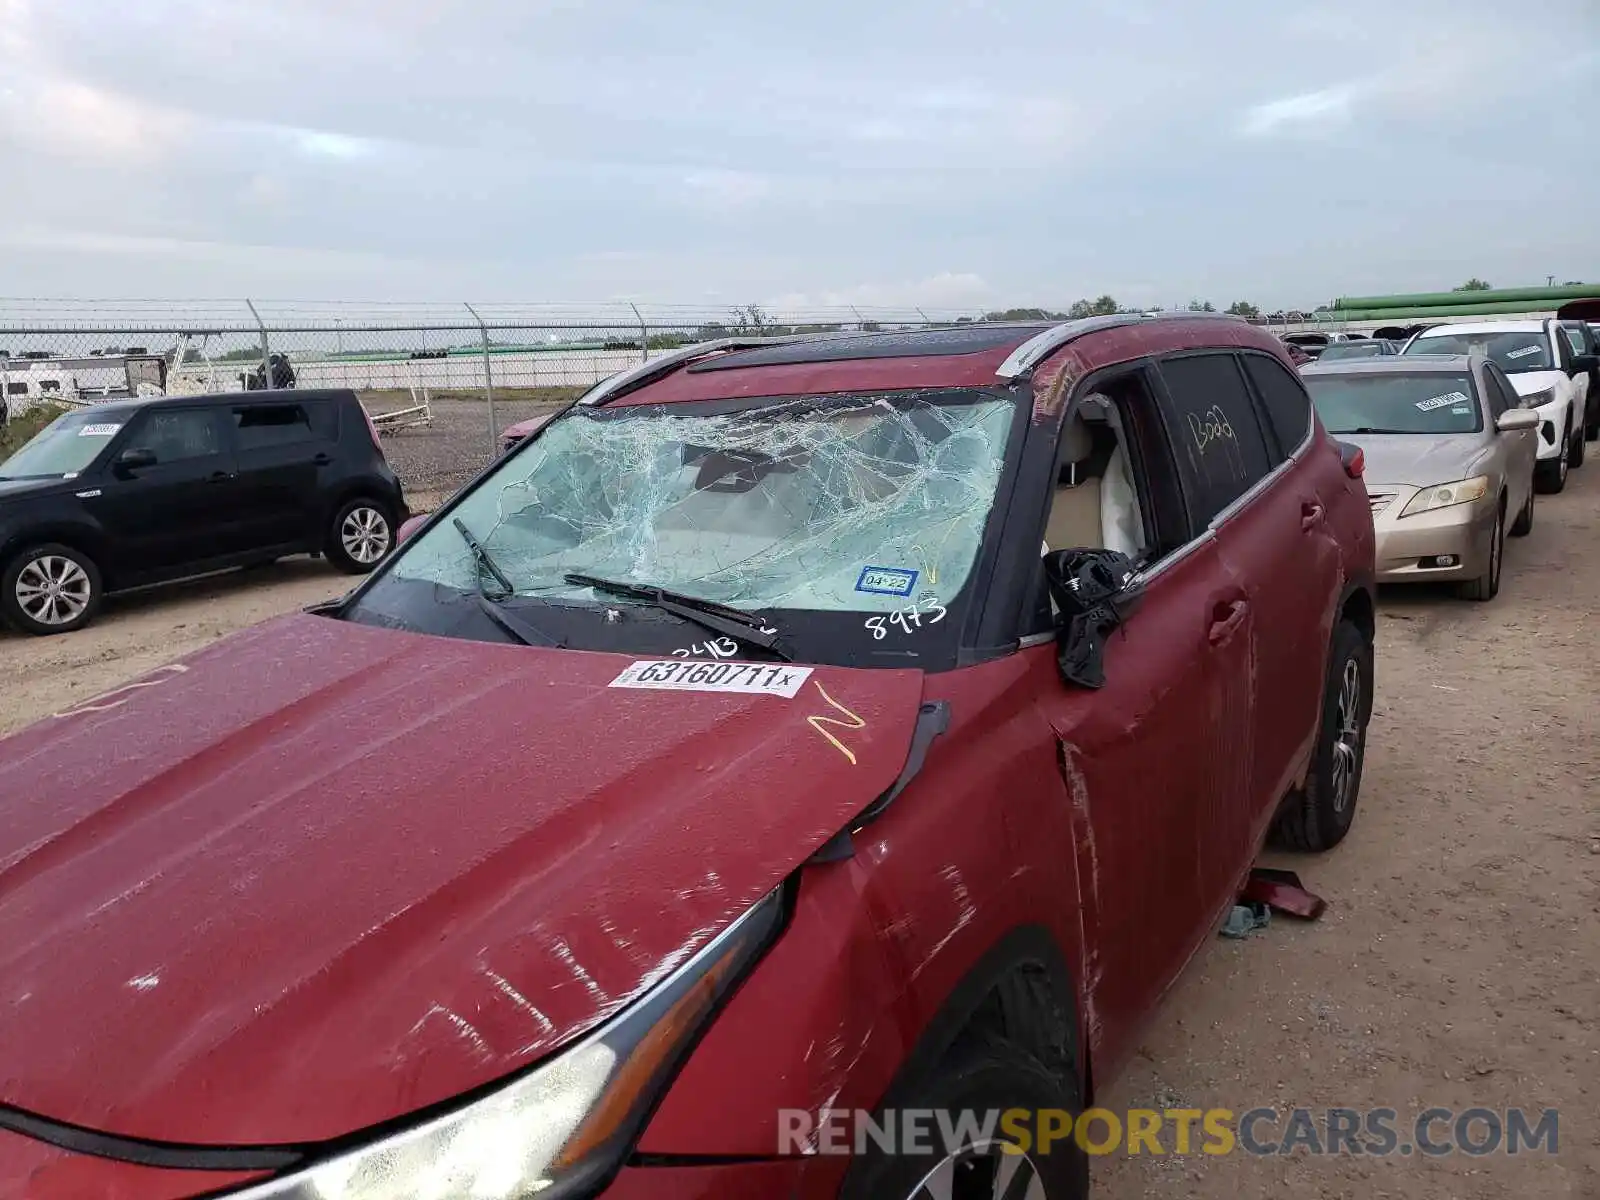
(1402, 320, 1594, 493)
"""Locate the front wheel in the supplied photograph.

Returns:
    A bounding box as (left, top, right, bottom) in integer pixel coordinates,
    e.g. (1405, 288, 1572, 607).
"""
(1271, 619, 1372, 852)
(326, 498, 395, 574)
(841, 1034, 1087, 1200)
(1, 543, 104, 635)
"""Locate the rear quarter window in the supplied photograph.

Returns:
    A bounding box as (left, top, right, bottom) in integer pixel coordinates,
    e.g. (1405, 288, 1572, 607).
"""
(1240, 353, 1313, 456)
(233, 402, 322, 449)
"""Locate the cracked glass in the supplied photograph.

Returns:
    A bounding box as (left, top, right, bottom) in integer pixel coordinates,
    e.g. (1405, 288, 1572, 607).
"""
(386, 389, 1014, 620)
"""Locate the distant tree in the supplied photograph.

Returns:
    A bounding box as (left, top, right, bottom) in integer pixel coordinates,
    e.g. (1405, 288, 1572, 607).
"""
(1067, 295, 1120, 319)
(1187, 299, 1216, 312)
(1453, 278, 1493, 292)
(1563, 280, 1587, 286)
(1225, 300, 1261, 320)
(725, 304, 771, 334)
(983, 307, 1069, 322)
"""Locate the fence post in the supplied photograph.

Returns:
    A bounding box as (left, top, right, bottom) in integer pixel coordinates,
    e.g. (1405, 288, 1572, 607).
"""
(629, 302, 649, 365)
(244, 298, 271, 391)
(463, 303, 497, 458)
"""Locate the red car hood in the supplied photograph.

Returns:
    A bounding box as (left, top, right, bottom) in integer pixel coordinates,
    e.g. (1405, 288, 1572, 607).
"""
(0, 615, 924, 1146)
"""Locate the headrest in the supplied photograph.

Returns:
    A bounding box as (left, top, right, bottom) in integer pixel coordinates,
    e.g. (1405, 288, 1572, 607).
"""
(1060, 413, 1095, 465)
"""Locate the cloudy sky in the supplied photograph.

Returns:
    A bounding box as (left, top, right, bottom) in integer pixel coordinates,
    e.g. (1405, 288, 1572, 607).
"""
(1, 0, 1597, 313)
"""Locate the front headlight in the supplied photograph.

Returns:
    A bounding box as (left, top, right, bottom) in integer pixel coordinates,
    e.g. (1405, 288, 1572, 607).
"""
(1520, 388, 1556, 409)
(1399, 475, 1489, 518)
(238, 889, 786, 1200)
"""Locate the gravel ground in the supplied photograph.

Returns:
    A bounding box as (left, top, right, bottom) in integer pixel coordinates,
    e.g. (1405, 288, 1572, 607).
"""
(0, 460, 1596, 1195)
(365, 392, 573, 503)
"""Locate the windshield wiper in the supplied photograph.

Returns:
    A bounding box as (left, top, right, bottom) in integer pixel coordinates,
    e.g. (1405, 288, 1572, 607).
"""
(1339, 427, 1412, 435)
(563, 572, 791, 659)
(452, 517, 561, 647)
(453, 518, 514, 598)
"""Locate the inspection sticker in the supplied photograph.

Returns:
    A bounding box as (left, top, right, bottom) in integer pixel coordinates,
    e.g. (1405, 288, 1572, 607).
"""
(856, 566, 919, 596)
(77, 423, 122, 437)
(1416, 391, 1470, 412)
(608, 660, 814, 698)
(1507, 345, 1542, 359)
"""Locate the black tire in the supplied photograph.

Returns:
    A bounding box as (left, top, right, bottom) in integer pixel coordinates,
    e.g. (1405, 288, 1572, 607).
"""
(1509, 486, 1534, 537)
(842, 1033, 1087, 1200)
(1, 543, 104, 636)
(1534, 422, 1570, 494)
(1271, 619, 1372, 852)
(1571, 425, 1587, 469)
(325, 497, 395, 575)
(1457, 503, 1503, 602)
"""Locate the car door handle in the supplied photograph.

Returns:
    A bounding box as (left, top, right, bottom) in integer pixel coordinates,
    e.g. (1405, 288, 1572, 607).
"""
(1208, 599, 1249, 645)
(312, 453, 332, 466)
(207, 470, 236, 483)
(1301, 500, 1326, 531)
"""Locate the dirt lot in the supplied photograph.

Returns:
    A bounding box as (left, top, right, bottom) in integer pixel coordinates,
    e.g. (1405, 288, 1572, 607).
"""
(0, 462, 1596, 1195)
(363, 391, 574, 503)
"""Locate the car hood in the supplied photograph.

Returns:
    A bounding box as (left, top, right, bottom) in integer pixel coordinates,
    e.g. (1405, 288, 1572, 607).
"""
(0, 476, 73, 500)
(1507, 369, 1567, 398)
(0, 614, 925, 1146)
(1347, 433, 1487, 488)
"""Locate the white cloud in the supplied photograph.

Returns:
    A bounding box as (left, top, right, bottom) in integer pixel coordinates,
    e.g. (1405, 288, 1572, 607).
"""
(678, 169, 774, 210)
(1238, 84, 1361, 138)
(0, 77, 191, 163)
(766, 273, 995, 313)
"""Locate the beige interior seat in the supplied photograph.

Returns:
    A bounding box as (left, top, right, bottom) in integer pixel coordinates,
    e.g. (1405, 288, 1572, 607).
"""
(1044, 413, 1104, 552)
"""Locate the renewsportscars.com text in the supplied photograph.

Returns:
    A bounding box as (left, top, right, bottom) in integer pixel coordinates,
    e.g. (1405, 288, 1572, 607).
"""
(779, 1106, 1560, 1159)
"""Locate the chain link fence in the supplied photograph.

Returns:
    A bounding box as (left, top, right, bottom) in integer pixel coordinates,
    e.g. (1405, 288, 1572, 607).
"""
(0, 298, 1349, 507)
(0, 300, 973, 507)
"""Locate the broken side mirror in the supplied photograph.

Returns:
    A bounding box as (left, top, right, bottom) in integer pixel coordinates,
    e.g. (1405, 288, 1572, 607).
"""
(1042, 548, 1146, 689)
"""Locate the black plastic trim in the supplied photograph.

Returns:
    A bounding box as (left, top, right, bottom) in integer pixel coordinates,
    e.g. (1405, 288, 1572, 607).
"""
(0, 1106, 305, 1172)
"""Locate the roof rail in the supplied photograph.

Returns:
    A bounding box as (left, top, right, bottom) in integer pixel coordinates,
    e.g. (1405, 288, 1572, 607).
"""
(579, 334, 837, 407)
(994, 312, 1244, 380)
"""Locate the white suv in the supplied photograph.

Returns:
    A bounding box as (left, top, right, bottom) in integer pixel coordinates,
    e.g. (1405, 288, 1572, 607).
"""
(1403, 320, 1594, 493)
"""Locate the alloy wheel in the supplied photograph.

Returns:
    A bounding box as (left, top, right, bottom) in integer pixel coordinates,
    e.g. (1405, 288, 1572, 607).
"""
(15, 555, 92, 626)
(340, 506, 391, 565)
(1329, 658, 1363, 815)
(908, 1141, 1049, 1200)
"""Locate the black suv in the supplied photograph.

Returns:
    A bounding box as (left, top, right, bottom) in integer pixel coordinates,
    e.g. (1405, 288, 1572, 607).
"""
(0, 389, 407, 635)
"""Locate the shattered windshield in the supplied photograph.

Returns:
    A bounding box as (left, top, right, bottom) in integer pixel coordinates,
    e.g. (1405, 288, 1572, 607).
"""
(349, 389, 1018, 665)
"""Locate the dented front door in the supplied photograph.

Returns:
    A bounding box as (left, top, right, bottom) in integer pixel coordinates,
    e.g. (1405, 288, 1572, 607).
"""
(1032, 536, 1252, 1078)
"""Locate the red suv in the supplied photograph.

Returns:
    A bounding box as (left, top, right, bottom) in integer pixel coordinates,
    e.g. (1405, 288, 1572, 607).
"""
(0, 317, 1375, 1200)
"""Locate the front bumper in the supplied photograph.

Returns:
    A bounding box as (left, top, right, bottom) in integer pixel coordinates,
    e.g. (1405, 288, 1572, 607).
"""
(1365, 484, 1495, 583)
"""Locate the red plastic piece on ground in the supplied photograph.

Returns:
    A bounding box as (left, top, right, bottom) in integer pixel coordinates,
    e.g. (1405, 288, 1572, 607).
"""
(1241, 867, 1327, 920)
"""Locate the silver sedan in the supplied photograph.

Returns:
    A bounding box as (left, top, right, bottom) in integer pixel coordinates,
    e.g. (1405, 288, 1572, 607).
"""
(1302, 354, 1539, 601)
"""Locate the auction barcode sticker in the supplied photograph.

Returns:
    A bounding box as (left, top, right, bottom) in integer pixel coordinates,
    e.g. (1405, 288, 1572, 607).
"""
(78, 423, 123, 437)
(609, 659, 813, 698)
